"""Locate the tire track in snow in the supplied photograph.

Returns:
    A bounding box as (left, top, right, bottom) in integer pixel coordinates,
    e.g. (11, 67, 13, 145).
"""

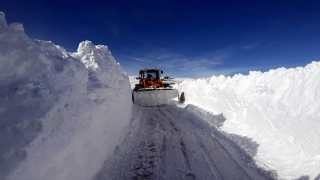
(95, 104, 267, 179)
(194, 136, 224, 180)
(167, 105, 275, 180)
(171, 107, 254, 180)
(130, 107, 165, 180)
(179, 139, 193, 175)
(213, 137, 253, 180)
(163, 107, 253, 180)
(159, 108, 193, 176)
(158, 107, 196, 179)
(159, 107, 222, 179)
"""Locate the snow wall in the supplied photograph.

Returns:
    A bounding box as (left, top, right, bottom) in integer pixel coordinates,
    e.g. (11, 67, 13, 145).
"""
(177, 62, 320, 180)
(0, 12, 132, 180)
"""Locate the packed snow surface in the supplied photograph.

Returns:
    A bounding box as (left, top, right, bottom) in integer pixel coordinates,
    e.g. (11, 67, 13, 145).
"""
(94, 103, 271, 180)
(0, 12, 132, 180)
(177, 62, 320, 179)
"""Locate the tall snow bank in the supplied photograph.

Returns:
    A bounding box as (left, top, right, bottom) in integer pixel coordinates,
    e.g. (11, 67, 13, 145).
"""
(0, 12, 132, 180)
(178, 62, 320, 180)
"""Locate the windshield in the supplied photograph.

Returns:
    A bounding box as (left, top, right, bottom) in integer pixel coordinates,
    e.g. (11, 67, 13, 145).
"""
(143, 71, 157, 79)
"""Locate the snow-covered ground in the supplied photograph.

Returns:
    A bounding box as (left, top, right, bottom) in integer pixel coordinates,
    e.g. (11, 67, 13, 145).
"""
(94, 102, 279, 179)
(1, 11, 319, 180)
(177, 62, 320, 179)
(0, 12, 132, 180)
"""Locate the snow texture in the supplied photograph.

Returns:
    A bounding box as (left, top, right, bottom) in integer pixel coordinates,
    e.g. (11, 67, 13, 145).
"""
(0, 12, 132, 180)
(177, 62, 320, 180)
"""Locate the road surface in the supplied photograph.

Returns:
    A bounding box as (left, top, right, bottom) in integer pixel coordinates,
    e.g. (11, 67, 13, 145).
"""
(94, 104, 271, 180)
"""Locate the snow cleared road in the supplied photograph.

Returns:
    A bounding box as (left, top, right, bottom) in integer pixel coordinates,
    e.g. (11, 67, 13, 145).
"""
(94, 103, 273, 180)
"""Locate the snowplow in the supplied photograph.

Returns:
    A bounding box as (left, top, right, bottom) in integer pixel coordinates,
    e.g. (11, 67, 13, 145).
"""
(132, 68, 180, 106)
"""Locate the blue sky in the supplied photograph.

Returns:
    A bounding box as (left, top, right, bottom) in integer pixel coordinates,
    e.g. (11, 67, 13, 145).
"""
(2, 0, 319, 78)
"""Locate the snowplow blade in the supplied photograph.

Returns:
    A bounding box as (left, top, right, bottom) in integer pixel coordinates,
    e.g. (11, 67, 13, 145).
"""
(132, 89, 178, 107)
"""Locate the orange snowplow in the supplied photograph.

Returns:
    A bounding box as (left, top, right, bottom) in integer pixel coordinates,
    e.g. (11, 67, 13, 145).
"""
(133, 68, 174, 90)
(132, 68, 179, 106)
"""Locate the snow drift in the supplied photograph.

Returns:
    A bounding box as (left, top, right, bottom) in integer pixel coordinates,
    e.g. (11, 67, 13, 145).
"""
(0, 12, 132, 180)
(177, 62, 320, 179)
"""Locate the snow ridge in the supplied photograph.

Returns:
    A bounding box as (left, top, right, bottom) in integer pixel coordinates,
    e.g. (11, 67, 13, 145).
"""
(178, 62, 320, 179)
(0, 12, 132, 180)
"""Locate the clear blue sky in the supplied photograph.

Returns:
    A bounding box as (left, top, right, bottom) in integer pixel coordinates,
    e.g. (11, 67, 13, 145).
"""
(2, 0, 319, 78)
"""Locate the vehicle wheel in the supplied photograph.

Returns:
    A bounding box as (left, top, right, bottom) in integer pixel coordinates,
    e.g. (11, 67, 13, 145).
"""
(179, 92, 185, 104)
(133, 87, 139, 92)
